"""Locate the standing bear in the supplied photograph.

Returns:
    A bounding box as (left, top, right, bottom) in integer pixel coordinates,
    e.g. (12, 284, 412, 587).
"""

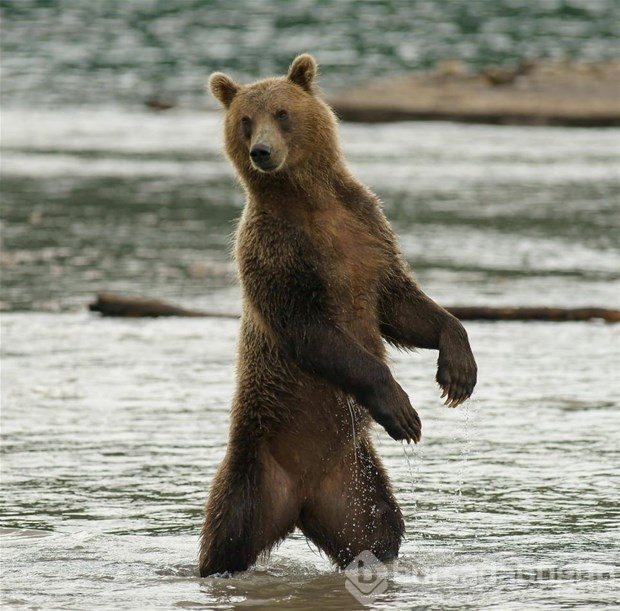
(199, 54, 477, 577)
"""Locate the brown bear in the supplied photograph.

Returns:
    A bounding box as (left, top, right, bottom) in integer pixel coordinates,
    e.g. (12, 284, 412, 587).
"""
(199, 54, 477, 577)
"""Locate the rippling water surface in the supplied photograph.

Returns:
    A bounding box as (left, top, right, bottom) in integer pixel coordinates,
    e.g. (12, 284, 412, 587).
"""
(1, 107, 619, 608)
(2, 313, 619, 608)
(3, 0, 619, 108)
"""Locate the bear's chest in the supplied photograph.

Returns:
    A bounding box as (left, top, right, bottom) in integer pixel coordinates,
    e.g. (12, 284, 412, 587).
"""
(309, 205, 386, 310)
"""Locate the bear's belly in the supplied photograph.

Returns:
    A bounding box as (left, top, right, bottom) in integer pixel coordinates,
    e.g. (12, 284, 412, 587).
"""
(234, 314, 375, 486)
(264, 384, 372, 485)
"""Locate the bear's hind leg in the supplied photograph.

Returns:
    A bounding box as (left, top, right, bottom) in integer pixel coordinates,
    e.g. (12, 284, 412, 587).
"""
(199, 448, 299, 577)
(297, 436, 404, 568)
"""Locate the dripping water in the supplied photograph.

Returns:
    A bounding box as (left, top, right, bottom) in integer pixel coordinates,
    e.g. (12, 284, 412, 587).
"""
(345, 395, 359, 467)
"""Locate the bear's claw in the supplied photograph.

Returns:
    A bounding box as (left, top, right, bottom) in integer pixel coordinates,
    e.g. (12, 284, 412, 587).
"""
(436, 351, 477, 408)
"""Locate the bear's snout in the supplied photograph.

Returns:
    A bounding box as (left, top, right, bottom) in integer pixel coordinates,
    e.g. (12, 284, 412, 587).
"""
(250, 143, 277, 171)
(250, 143, 271, 162)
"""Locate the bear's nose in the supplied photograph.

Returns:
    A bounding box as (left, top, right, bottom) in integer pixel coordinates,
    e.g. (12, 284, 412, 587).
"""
(250, 143, 271, 162)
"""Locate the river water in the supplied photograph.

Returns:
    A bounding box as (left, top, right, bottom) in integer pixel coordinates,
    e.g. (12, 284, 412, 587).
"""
(2, 3, 620, 606)
(3, 0, 619, 108)
(2, 107, 619, 608)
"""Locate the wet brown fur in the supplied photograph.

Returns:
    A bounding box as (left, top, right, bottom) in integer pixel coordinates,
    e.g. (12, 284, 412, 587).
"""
(199, 55, 477, 577)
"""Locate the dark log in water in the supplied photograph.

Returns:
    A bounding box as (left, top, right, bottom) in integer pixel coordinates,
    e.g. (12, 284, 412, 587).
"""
(446, 306, 620, 323)
(89, 293, 620, 323)
(88, 292, 237, 319)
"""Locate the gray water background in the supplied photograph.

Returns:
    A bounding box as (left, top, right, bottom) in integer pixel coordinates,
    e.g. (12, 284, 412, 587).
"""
(3, 0, 620, 108)
(1, 2, 620, 609)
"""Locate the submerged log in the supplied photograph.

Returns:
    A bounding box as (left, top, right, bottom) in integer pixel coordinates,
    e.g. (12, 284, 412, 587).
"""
(88, 292, 236, 319)
(89, 293, 620, 323)
(446, 306, 620, 323)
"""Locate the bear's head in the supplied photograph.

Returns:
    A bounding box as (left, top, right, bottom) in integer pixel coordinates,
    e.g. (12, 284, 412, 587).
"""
(208, 54, 339, 181)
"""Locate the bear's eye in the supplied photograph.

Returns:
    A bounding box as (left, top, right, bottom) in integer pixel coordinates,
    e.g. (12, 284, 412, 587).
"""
(275, 109, 289, 121)
(240, 116, 252, 138)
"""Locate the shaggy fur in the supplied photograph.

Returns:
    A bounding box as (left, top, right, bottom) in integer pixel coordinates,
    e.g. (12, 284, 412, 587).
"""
(199, 54, 477, 577)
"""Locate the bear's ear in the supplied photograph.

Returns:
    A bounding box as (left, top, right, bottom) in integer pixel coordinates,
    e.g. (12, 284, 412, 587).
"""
(208, 72, 239, 108)
(287, 54, 317, 92)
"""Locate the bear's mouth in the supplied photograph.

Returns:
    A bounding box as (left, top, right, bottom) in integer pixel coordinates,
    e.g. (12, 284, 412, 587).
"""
(251, 160, 281, 173)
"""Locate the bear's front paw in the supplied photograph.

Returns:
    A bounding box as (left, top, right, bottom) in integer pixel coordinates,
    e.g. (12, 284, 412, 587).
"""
(436, 347, 477, 407)
(364, 379, 422, 443)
